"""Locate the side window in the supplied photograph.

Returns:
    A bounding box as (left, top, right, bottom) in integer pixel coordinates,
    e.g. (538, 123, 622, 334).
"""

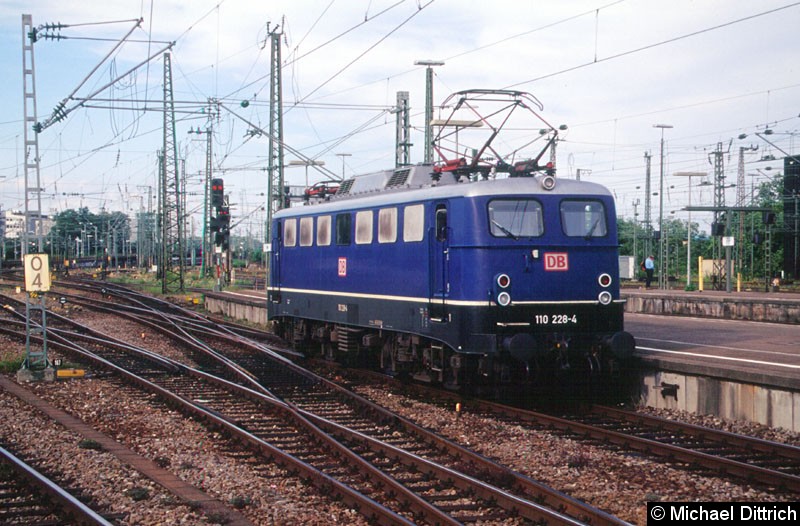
(560, 199, 607, 237)
(317, 215, 332, 246)
(435, 205, 447, 241)
(283, 218, 297, 247)
(403, 204, 424, 242)
(299, 217, 314, 247)
(378, 207, 397, 243)
(355, 210, 373, 244)
(336, 213, 351, 245)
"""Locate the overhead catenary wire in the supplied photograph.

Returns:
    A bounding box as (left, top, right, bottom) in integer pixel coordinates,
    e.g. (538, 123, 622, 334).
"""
(222, 0, 411, 103)
(505, 1, 800, 89)
(6, 2, 798, 221)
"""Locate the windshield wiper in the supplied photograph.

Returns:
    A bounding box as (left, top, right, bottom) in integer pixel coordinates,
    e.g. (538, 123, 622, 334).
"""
(584, 217, 601, 240)
(491, 219, 518, 240)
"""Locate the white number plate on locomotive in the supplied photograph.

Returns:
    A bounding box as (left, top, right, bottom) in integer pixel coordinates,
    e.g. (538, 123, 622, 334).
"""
(534, 314, 578, 325)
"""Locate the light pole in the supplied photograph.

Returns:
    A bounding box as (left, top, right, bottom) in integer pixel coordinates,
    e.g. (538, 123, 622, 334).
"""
(415, 59, 444, 164)
(675, 172, 707, 290)
(654, 124, 673, 288)
(336, 153, 351, 180)
(632, 199, 640, 274)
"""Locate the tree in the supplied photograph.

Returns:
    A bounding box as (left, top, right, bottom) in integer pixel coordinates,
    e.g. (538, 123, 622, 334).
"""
(50, 208, 130, 263)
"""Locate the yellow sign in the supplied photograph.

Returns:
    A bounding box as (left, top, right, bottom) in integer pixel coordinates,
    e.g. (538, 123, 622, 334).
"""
(24, 254, 51, 292)
(57, 369, 85, 378)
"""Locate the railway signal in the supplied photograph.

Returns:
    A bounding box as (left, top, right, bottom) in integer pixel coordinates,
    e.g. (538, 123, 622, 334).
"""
(211, 178, 224, 209)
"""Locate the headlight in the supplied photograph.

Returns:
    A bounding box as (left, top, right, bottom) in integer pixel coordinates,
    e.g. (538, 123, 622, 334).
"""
(598, 273, 612, 287)
(497, 291, 512, 307)
(598, 291, 612, 305)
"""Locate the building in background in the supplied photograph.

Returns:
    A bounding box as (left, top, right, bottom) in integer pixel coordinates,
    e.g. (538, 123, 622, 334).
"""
(1, 210, 53, 259)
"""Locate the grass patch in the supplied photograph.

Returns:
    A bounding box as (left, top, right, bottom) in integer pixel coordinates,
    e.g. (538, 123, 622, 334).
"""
(0, 354, 24, 373)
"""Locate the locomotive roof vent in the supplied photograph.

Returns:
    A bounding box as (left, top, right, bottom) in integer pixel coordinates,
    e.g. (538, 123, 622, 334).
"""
(386, 168, 411, 188)
(337, 178, 356, 195)
(326, 164, 459, 201)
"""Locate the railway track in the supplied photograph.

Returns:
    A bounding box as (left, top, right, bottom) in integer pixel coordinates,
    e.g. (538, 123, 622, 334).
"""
(1, 282, 620, 525)
(334, 368, 800, 495)
(66, 281, 634, 525)
(0, 291, 415, 525)
(579, 405, 800, 488)
(0, 443, 116, 525)
(465, 400, 800, 493)
(58, 280, 800, 496)
(6, 277, 796, 523)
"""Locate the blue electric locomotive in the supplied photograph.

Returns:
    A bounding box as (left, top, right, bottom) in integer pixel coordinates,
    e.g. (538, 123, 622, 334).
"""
(267, 90, 635, 394)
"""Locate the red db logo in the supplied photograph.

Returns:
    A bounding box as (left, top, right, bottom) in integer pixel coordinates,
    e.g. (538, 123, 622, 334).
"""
(544, 252, 569, 271)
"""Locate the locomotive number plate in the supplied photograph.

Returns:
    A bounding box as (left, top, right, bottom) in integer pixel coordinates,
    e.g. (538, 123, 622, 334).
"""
(534, 314, 578, 325)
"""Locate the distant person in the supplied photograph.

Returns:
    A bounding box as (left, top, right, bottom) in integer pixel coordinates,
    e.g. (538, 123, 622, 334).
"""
(644, 255, 655, 288)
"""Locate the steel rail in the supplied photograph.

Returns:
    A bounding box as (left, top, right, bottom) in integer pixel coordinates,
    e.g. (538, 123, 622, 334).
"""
(0, 322, 423, 526)
(300, 408, 593, 526)
(170, 326, 626, 525)
(592, 405, 800, 461)
(0, 445, 115, 526)
(0, 314, 457, 525)
(466, 398, 800, 493)
(53, 283, 628, 526)
(15, 282, 621, 524)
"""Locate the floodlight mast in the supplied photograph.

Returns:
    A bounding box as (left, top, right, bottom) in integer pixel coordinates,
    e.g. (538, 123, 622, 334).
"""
(415, 60, 445, 164)
(674, 171, 707, 290)
(654, 124, 673, 289)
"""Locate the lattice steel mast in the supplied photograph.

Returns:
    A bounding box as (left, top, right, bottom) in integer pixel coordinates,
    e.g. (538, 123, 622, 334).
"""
(710, 142, 727, 289)
(22, 15, 45, 256)
(159, 52, 184, 293)
(266, 24, 284, 285)
(395, 91, 411, 167)
(20, 14, 50, 379)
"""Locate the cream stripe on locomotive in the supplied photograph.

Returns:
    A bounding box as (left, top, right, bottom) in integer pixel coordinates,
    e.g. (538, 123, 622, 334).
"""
(267, 287, 625, 307)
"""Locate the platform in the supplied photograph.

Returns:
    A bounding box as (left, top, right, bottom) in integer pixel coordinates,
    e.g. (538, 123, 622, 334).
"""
(621, 288, 800, 430)
(622, 287, 800, 324)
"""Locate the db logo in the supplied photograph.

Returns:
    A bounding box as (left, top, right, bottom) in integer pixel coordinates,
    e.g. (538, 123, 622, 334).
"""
(544, 252, 569, 271)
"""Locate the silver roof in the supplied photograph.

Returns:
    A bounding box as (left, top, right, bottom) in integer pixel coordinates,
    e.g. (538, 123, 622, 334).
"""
(275, 165, 613, 218)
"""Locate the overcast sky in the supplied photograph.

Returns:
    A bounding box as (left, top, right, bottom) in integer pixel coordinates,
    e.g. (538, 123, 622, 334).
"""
(1, 0, 798, 234)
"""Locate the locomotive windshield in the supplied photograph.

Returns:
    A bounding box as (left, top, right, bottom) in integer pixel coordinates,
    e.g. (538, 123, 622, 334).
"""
(560, 199, 607, 238)
(488, 199, 544, 238)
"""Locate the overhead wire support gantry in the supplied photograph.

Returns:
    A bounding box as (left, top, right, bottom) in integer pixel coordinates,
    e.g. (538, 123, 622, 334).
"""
(23, 13, 180, 294)
(31, 17, 174, 134)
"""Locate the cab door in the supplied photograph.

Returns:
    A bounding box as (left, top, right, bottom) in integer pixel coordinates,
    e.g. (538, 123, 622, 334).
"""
(429, 203, 449, 321)
(268, 220, 282, 304)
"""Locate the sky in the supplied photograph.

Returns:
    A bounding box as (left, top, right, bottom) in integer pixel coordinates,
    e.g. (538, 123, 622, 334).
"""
(0, 0, 798, 237)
